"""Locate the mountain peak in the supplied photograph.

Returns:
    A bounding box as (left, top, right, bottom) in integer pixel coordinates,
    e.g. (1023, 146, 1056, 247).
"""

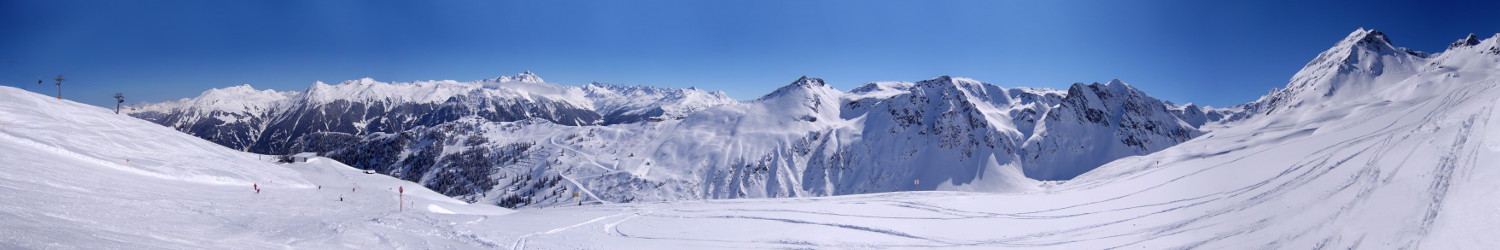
(491, 71, 545, 83)
(1327, 29, 1412, 57)
(1257, 29, 1431, 116)
(914, 75, 989, 90)
(1060, 80, 1151, 108)
(1343, 28, 1392, 46)
(757, 76, 837, 101)
(339, 77, 380, 86)
(1449, 33, 1482, 49)
(1106, 78, 1127, 86)
(793, 76, 826, 87)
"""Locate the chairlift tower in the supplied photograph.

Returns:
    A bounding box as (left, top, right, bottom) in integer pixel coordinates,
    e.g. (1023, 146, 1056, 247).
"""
(114, 93, 125, 114)
(53, 75, 66, 99)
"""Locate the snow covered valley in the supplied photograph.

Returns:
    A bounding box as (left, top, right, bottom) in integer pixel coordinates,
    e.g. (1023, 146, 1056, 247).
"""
(3, 29, 1499, 248)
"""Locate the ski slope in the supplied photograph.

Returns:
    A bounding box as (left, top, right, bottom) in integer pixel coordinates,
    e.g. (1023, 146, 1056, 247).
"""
(483, 59, 1500, 248)
(0, 86, 513, 249)
(4, 29, 1499, 249)
(3, 60, 1496, 248)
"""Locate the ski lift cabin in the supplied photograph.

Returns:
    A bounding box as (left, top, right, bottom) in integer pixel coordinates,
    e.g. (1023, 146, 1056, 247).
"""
(291, 152, 318, 163)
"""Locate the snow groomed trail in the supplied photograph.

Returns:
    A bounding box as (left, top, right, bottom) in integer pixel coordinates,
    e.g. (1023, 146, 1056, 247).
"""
(0, 86, 513, 249)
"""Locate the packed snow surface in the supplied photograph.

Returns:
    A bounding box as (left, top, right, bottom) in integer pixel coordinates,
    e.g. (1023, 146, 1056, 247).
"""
(3, 29, 1499, 248)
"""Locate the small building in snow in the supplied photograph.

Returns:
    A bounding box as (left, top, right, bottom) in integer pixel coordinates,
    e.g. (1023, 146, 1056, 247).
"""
(291, 152, 318, 163)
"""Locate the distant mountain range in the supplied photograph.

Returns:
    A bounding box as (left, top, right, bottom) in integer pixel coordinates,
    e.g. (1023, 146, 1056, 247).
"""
(128, 29, 1496, 208)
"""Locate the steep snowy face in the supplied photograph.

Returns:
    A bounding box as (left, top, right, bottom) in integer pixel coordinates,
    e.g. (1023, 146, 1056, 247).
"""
(1021, 79, 1199, 180)
(832, 76, 1039, 194)
(1448, 33, 1482, 49)
(582, 82, 738, 124)
(853, 76, 1020, 159)
(1426, 33, 1500, 71)
(753, 76, 846, 123)
(1167, 103, 1209, 128)
(1228, 29, 1500, 126)
(841, 81, 915, 119)
(1256, 29, 1429, 115)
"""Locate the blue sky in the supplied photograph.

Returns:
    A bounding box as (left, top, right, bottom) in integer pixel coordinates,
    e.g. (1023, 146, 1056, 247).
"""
(3, 0, 1498, 109)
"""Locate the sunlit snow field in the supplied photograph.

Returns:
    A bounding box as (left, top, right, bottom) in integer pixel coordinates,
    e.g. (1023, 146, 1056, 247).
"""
(4, 30, 1500, 249)
(3, 58, 1497, 248)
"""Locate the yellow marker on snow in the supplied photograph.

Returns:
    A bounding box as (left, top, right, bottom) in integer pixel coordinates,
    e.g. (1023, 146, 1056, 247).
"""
(573, 193, 579, 198)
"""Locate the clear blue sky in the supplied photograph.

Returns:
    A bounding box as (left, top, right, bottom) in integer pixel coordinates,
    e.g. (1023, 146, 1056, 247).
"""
(3, 0, 1498, 109)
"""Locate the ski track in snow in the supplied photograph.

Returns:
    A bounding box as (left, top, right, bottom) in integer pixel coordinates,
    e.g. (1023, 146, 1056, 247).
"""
(0, 124, 246, 186)
(7, 30, 1500, 249)
(5, 75, 1497, 248)
(509, 212, 635, 250)
(533, 135, 610, 204)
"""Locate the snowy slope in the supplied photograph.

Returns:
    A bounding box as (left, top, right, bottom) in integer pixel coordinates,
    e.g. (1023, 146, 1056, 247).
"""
(463, 29, 1500, 249)
(124, 72, 664, 153)
(286, 75, 1212, 208)
(128, 85, 296, 151)
(0, 86, 304, 185)
(4, 29, 1498, 249)
(0, 86, 512, 248)
(1020, 79, 1201, 180)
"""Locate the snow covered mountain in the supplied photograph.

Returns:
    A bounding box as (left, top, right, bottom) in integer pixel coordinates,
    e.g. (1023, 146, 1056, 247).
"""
(1236, 28, 1432, 118)
(130, 29, 1492, 210)
(490, 28, 1500, 249)
(7, 29, 1500, 248)
(157, 72, 1218, 208)
(128, 84, 296, 151)
(583, 82, 737, 124)
(1019, 79, 1201, 180)
(0, 85, 513, 248)
(128, 72, 737, 153)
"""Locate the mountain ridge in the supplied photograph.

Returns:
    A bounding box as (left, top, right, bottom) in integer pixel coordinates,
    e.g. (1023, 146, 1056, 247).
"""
(123, 28, 1495, 207)
(129, 70, 1221, 207)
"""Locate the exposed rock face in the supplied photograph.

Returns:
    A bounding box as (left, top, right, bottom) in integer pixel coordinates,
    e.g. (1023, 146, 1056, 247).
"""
(132, 74, 1218, 207)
